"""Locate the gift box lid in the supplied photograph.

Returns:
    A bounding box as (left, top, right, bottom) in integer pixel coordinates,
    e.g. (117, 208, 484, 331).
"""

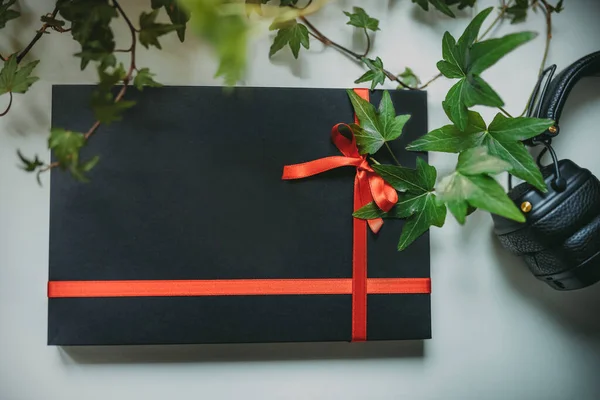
(48, 85, 430, 345)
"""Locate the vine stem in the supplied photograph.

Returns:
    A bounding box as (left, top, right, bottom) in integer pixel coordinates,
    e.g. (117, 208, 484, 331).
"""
(519, 0, 553, 116)
(300, 16, 414, 90)
(498, 106, 513, 118)
(17, 7, 60, 63)
(0, 53, 5, 62)
(385, 142, 401, 166)
(0, 92, 12, 117)
(478, 0, 513, 42)
(361, 27, 371, 57)
(84, 0, 137, 140)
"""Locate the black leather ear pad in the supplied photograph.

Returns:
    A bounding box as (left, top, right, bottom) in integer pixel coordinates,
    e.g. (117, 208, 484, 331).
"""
(492, 160, 600, 287)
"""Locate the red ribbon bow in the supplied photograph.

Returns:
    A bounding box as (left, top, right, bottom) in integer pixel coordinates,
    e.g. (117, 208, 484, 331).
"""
(282, 122, 398, 233)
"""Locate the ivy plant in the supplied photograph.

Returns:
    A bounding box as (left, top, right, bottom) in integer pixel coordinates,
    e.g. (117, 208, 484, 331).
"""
(0, 0, 566, 252)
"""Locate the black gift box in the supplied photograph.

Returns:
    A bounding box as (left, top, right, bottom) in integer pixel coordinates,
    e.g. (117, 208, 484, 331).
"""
(48, 85, 431, 345)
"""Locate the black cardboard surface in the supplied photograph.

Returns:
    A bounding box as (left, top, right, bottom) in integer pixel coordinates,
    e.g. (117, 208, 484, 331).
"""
(48, 86, 430, 345)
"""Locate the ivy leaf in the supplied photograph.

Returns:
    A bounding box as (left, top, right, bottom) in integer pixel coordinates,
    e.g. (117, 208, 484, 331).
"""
(57, 0, 117, 70)
(139, 9, 180, 49)
(178, 0, 249, 85)
(407, 111, 485, 153)
(355, 57, 386, 90)
(343, 7, 379, 31)
(428, 0, 455, 17)
(17, 150, 44, 172)
(0, 56, 40, 95)
(378, 91, 411, 142)
(438, 147, 522, 224)
(372, 164, 428, 193)
(48, 128, 86, 167)
(506, 0, 529, 24)
(469, 32, 538, 75)
(91, 64, 136, 124)
(373, 158, 446, 250)
(269, 20, 309, 59)
(397, 67, 421, 89)
(408, 111, 552, 191)
(151, 0, 190, 42)
(0, 0, 19, 29)
(133, 68, 162, 91)
(346, 89, 410, 154)
(48, 128, 100, 182)
(437, 7, 536, 129)
(398, 192, 446, 250)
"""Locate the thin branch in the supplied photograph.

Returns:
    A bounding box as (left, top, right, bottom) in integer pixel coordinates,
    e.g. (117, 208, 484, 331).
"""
(0, 92, 13, 117)
(301, 16, 414, 90)
(17, 7, 60, 63)
(84, 0, 137, 141)
(0, 53, 5, 62)
(38, 161, 60, 173)
(519, 0, 554, 116)
(538, 0, 553, 76)
(478, 0, 512, 42)
(361, 27, 371, 58)
(418, 73, 442, 90)
(498, 106, 514, 118)
(385, 142, 401, 166)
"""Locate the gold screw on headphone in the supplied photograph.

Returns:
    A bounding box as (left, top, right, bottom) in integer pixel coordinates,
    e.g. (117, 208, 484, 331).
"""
(521, 201, 533, 213)
(549, 126, 558, 134)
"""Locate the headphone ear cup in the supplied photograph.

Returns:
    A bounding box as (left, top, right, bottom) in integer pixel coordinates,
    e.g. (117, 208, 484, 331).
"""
(493, 160, 600, 290)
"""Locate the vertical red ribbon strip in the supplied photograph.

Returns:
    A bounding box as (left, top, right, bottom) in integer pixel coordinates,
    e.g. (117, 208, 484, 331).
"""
(281, 89, 398, 341)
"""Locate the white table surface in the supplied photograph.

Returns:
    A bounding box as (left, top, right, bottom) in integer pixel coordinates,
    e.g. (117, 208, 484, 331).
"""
(2, 1, 600, 399)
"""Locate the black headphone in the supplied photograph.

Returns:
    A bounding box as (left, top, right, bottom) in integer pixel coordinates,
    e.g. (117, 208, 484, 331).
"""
(492, 51, 600, 291)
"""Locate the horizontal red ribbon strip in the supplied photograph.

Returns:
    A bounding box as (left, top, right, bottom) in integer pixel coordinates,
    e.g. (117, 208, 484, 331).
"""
(48, 278, 431, 298)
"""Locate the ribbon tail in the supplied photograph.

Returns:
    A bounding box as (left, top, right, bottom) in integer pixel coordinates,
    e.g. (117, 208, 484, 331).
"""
(368, 173, 398, 213)
(356, 171, 384, 234)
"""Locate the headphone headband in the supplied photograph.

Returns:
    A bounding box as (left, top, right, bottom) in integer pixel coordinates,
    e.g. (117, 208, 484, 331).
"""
(534, 50, 600, 141)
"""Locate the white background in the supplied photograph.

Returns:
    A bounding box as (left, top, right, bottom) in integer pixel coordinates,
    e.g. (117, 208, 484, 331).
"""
(2, 1, 600, 399)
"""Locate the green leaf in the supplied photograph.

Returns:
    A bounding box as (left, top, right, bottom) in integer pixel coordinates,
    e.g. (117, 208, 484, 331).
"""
(378, 91, 411, 142)
(429, 0, 455, 17)
(133, 68, 162, 91)
(441, 32, 463, 72)
(469, 32, 538, 74)
(456, 146, 512, 175)
(139, 9, 180, 49)
(352, 123, 385, 155)
(343, 7, 379, 31)
(443, 79, 469, 131)
(346, 88, 383, 152)
(355, 57, 386, 90)
(17, 150, 43, 172)
(57, 0, 117, 70)
(437, 147, 523, 223)
(91, 93, 136, 124)
(398, 193, 446, 250)
(506, 0, 529, 24)
(179, 0, 249, 85)
(397, 67, 421, 88)
(415, 157, 436, 191)
(0, 0, 19, 29)
(269, 20, 309, 59)
(0, 56, 40, 95)
(487, 112, 555, 141)
(437, 60, 463, 79)
(372, 164, 424, 193)
(463, 74, 504, 108)
(407, 111, 485, 153)
(456, 7, 493, 62)
(151, 0, 190, 41)
(48, 128, 86, 167)
(411, 0, 429, 12)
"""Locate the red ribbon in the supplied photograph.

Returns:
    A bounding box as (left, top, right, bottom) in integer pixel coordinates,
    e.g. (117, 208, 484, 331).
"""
(281, 89, 398, 341)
